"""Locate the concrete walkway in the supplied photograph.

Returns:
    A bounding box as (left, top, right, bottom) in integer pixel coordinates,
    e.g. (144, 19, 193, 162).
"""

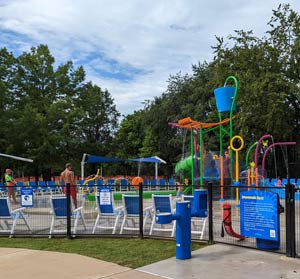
(1, 244, 300, 279)
(0, 248, 164, 279)
(139, 244, 300, 279)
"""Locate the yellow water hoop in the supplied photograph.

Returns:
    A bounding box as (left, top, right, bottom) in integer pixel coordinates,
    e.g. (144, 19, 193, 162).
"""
(230, 135, 244, 152)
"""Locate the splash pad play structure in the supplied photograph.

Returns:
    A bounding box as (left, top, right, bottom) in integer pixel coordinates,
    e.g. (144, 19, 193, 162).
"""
(169, 75, 299, 249)
(170, 76, 239, 196)
(171, 75, 298, 192)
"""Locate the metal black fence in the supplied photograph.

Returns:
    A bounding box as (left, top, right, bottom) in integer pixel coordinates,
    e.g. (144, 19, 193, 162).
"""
(210, 184, 287, 254)
(0, 181, 298, 258)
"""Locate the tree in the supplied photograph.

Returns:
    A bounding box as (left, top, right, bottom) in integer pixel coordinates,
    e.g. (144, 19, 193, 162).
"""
(114, 4, 300, 176)
(0, 44, 120, 178)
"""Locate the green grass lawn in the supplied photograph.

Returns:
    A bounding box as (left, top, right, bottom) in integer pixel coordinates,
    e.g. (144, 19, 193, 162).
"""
(0, 237, 206, 269)
(87, 191, 177, 201)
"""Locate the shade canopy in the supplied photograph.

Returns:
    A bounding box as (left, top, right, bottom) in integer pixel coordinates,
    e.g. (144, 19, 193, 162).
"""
(129, 156, 167, 164)
(86, 154, 124, 163)
(84, 154, 166, 164)
(81, 154, 166, 179)
(0, 153, 33, 163)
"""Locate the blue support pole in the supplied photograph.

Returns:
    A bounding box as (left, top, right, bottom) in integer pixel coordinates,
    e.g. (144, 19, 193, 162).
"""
(155, 191, 208, 260)
(156, 201, 191, 260)
(175, 201, 191, 259)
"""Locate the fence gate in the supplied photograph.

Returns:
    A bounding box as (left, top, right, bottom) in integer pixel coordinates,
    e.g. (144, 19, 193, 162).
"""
(207, 182, 299, 257)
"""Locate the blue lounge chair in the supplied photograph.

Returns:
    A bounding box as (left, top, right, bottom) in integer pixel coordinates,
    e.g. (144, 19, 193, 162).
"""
(0, 197, 31, 237)
(159, 178, 166, 188)
(38, 181, 49, 195)
(120, 195, 152, 234)
(143, 178, 149, 191)
(150, 178, 158, 190)
(47, 181, 60, 194)
(120, 179, 129, 191)
(49, 196, 86, 238)
(92, 187, 123, 234)
(0, 182, 8, 197)
(149, 194, 175, 237)
(168, 178, 176, 190)
(77, 179, 84, 193)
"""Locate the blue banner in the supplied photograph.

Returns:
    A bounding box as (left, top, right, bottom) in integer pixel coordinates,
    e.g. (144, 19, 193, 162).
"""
(240, 190, 279, 241)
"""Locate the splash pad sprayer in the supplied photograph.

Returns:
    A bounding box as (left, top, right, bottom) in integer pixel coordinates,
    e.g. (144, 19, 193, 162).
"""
(155, 189, 207, 260)
(230, 135, 244, 207)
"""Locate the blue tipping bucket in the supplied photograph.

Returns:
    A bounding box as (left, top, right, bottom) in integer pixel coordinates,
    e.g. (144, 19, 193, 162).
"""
(214, 86, 236, 113)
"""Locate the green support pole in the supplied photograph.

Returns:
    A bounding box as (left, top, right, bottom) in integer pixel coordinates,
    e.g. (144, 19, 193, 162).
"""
(218, 75, 239, 185)
(246, 142, 258, 168)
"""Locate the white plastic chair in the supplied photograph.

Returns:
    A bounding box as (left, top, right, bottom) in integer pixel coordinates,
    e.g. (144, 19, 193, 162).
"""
(49, 196, 87, 238)
(149, 194, 175, 237)
(119, 195, 152, 234)
(92, 188, 123, 234)
(0, 197, 32, 237)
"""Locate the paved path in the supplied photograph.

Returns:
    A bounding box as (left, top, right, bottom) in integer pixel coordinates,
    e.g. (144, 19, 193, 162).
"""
(139, 244, 300, 279)
(2, 244, 300, 279)
(0, 248, 164, 279)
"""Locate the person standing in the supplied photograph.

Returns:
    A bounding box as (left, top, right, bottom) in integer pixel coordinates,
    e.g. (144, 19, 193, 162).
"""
(4, 169, 17, 203)
(60, 163, 77, 208)
(276, 176, 282, 186)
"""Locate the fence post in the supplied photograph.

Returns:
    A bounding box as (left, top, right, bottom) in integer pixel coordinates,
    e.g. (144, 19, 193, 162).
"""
(139, 182, 144, 239)
(208, 182, 214, 244)
(66, 183, 72, 239)
(285, 182, 295, 257)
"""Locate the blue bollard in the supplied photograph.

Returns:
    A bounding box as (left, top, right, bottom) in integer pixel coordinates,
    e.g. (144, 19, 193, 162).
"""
(156, 200, 191, 260)
(175, 201, 191, 259)
(155, 192, 208, 260)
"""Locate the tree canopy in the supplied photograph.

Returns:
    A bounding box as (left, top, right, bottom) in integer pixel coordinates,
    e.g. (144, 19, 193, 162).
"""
(0, 45, 120, 179)
(112, 4, 300, 177)
(1, 4, 299, 179)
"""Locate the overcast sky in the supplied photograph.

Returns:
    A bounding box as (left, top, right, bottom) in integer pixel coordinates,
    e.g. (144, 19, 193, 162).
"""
(0, 0, 299, 116)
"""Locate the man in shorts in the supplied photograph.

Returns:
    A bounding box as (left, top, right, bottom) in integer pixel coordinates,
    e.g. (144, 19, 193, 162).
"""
(60, 163, 77, 208)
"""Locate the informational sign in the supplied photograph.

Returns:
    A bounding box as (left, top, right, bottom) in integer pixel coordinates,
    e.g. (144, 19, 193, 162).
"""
(21, 188, 34, 207)
(99, 187, 112, 205)
(240, 190, 279, 241)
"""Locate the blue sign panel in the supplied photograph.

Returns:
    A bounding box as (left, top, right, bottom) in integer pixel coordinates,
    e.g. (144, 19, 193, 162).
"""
(97, 187, 113, 214)
(240, 190, 279, 241)
(21, 188, 34, 207)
